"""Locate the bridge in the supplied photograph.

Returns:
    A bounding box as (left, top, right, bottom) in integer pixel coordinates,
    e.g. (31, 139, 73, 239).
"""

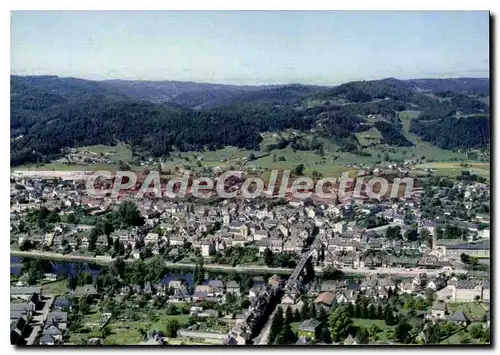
(284, 249, 314, 290)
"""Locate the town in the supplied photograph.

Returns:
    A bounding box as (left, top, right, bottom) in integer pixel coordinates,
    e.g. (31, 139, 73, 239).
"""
(10, 161, 490, 346)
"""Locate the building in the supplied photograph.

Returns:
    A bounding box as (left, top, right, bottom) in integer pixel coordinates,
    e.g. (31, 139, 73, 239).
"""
(431, 300, 447, 319)
(297, 319, 322, 340)
(226, 281, 241, 296)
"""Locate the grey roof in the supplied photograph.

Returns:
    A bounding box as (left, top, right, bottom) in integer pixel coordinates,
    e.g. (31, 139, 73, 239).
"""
(11, 302, 35, 312)
(449, 311, 469, 323)
(11, 287, 41, 295)
(39, 334, 55, 345)
(298, 318, 321, 332)
(43, 324, 62, 336)
(447, 243, 490, 250)
(226, 281, 240, 289)
(71, 284, 98, 295)
(10, 310, 28, 320)
(47, 311, 67, 323)
(456, 280, 481, 289)
(432, 300, 447, 311)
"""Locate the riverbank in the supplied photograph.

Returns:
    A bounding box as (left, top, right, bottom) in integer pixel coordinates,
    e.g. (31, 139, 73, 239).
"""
(11, 250, 296, 275)
(11, 250, 461, 278)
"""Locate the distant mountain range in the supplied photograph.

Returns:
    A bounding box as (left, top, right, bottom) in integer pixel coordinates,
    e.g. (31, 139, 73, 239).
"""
(10, 75, 489, 166)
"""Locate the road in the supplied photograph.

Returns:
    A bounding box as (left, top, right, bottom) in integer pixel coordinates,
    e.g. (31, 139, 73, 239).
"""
(26, 296, 54, 345)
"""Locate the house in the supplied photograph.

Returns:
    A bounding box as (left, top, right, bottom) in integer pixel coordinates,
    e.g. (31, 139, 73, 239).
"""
(144, 233, 159, 245)
(398, 282, 414, 294)
(198, 309, 219, 318)
(427, 276, 447, 291)
(449, 311, 470, 326)
(120, 285, 132, 296)
(192, 291, 208, 302)
(208, 280, 224, 297)
(46, 311, 68, 330)
(71, 285, 98, 297)
(297, 319, 322, 340)
(431, 300, 447, 319)
(11, 287, 42, 302)
(344, 333, 358, 345)
(315, 292, 335, 308)
(39, 334, 56, 345)
(268, 274, 282, 289)
(11, 317, 28, 345)
(226, 281, 241, 296)
(42, 324, 63, 341)
(190, 306, 203, 315)
(337, 290, 358, 304)
(249, 284, 266, 300)
(201, 242, 214, 257)
(281, 292, 300, 306)
(170, 287, 191, 302)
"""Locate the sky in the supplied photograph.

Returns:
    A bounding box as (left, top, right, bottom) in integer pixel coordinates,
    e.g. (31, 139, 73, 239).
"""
(10, 11, 490, 85)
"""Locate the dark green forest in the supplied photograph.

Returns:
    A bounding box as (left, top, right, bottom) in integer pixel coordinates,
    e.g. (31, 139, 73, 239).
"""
(10, 75, 490, 166)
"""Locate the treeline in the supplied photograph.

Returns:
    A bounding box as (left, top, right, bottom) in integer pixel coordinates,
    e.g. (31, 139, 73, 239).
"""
(373, 121, 413, 147)
(410, 115, 489, 150)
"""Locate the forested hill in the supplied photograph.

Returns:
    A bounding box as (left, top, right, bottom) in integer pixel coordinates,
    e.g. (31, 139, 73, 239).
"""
(10, 75, 490, 166)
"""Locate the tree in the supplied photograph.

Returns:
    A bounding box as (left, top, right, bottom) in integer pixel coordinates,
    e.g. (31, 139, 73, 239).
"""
(319, 326, 333, 344)
(376, 304, 384, 319)
(284, 306, 294, 326)
(165, 319, 180, 338)
(300, 300, 309, 321)
(367, 304, 376, 319)
(329, 307, 353, 342)
(293, 164, 305, 176)
(423, 323, 441, 344)
(309, 302, 317, 319)
(88, 227, 99, 251)
(346, 302, 354, 317)
(469, 324, 484, 339)
(294, 308, 301, 322)
(274, 323, 296, 345)
(354, 302, 362, 318)
(269, 306, 284, 344)
(19, 239, 34, 251)
(369, 324, 381, 337)
(394, 321, 413, 344)
(384, 305, 396, 326)
(67, 276, 77, 291)
(117, 201, 144, 227)
(263, 248, 274, 267)
(356, 326, 370, 344)
(318, 306, 328, 324)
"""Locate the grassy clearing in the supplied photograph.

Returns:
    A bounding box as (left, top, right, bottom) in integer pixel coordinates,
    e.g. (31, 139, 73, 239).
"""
(414, 162, 490, 179)
(352, 318, 388, 328)
(105, 313, 192, 345)
(76, 142, 133, 162)
(446, 302, 488, 319)
(356, 127, 382, 146)
(41, 279, 68, 296)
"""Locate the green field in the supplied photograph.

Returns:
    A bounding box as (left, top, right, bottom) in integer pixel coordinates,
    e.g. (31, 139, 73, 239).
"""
(15, 125, 488, 182)
(41, 279, 68, 296)
(446, 302, 488, 319)
(414, 162, 490, 180)
(105, 314, 191, 345)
